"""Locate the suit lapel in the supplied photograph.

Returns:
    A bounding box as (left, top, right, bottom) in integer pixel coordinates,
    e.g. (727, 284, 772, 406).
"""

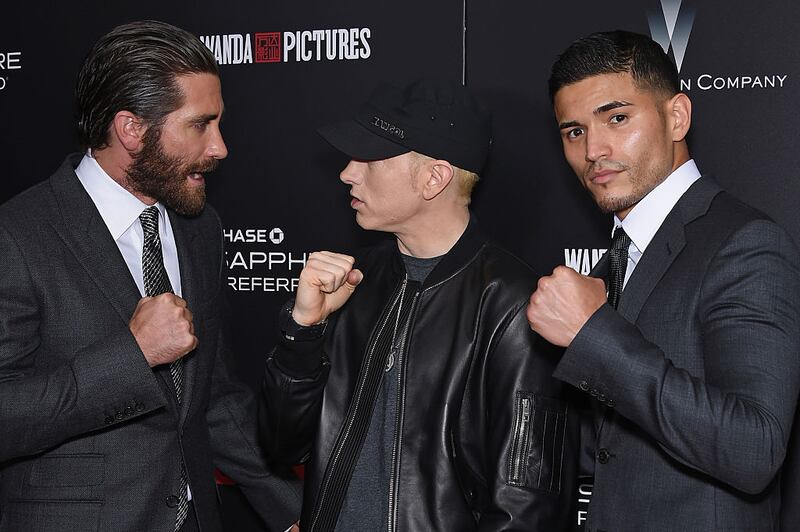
(170, 212, 202, 426)
(617, 176, 721, 323)
(48, 156, 142, 324)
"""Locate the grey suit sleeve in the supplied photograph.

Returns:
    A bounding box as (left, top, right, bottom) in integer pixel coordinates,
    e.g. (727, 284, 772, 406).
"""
(0, 224, 166, 462)
(205, 323, 303, 532)
(554, 219, 800, 494)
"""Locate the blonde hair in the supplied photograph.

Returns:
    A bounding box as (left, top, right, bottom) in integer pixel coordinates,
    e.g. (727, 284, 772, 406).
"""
(412, 152, 480, 205)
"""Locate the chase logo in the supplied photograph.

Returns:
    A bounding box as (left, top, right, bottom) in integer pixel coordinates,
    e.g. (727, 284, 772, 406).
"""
(647, 0, 695, 73)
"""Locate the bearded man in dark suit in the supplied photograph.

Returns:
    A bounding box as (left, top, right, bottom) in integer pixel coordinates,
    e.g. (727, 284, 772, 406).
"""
(0, 20, 299, 532)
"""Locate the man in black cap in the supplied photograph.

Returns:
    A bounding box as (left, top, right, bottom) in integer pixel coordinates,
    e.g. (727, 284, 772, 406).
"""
(259, 79, 576, 531)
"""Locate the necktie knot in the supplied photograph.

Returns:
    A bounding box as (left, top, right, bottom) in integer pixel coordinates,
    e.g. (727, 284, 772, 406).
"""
(611, 227, 631, 251)
(139, 206, 160, 237)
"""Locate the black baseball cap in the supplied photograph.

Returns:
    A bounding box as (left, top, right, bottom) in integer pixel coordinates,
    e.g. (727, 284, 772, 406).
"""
(318, 79, 492, 173)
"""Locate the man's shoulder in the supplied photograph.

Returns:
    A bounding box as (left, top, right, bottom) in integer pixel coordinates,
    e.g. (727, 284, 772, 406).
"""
(690, 187, 783, 246)
(473, 241, 538, 295)
(0, 173, 61, 232)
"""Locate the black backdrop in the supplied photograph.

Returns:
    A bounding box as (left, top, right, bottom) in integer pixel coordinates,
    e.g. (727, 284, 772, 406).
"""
(2, 1, 799, 529)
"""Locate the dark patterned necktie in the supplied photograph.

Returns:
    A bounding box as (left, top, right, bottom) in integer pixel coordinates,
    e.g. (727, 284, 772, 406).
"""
(139, 206, 189, 531)
(607, 227, 632, 309)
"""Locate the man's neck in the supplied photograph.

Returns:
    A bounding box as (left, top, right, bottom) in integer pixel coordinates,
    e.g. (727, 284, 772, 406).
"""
(395, 208, 469, 258)
(93, 147, 156, 205)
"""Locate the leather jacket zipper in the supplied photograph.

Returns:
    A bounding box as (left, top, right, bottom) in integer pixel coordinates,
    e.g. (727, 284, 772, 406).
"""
(387, 289, 419, 532)
(510, 395, 532, 485)
(308, 277, 408, 532)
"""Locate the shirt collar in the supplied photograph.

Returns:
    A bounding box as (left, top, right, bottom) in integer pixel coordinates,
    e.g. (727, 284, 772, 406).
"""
(75, 153, 166, 240)
(613, 159, 701, 256)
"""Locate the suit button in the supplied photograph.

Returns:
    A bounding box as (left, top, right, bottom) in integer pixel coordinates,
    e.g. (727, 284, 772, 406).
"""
(166, 495, 180, 508)
(579, 381, 590, 392)
(606, 399, 616, 408)
(597, 393, 606, 402)
(136, 403, 145, 412)
(124, 406, 134, 416)
(590, 388, 599, 397)
(104, 416, 114, 424)
(597, 448, 611, 464)
(115, 412, 124, 420)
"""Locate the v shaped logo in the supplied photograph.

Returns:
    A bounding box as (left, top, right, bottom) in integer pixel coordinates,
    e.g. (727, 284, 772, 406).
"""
(647, 0, 696, 73)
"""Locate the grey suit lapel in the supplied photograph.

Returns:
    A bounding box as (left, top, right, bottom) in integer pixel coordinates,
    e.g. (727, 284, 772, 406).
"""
(617, 176, 721, 323)
(48, 155, 142, 323)
(170, 212, 202, 425)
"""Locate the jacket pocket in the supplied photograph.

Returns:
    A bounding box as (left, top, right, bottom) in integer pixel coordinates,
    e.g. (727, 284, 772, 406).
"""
(507, 392, 568, 494)
(2, 500, 103, 531)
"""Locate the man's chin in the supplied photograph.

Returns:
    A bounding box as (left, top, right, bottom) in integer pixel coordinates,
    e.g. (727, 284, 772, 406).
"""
(164, 187, 206, 217)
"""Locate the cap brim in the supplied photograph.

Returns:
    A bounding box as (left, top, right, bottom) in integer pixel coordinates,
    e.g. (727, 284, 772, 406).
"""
(318, 119, 409, 161)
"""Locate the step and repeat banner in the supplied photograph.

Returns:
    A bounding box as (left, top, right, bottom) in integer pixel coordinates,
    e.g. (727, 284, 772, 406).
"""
(2, 1, 799, 530)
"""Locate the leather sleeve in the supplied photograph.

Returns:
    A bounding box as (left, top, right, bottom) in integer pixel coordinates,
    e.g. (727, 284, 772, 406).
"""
(476, 304, 578, 531)
(259, 325, 330, 467)
(555, 218, 800, 494)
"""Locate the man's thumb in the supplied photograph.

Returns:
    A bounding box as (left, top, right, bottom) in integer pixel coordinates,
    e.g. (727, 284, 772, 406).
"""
(345, 268, 363, 290)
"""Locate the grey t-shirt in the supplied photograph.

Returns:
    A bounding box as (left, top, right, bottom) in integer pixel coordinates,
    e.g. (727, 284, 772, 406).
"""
(334, 253, 441, 530)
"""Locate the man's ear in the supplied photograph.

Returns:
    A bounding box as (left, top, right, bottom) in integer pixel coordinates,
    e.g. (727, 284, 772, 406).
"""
(667, 93, 692, 142)
(422, 160, 454, 201)
(111, 111, 147, 152)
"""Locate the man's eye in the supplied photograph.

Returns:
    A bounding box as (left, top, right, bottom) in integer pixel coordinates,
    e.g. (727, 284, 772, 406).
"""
(566, 128, 584, 139)
(194, 122, 209, 131)
(609, 114, 627, 124)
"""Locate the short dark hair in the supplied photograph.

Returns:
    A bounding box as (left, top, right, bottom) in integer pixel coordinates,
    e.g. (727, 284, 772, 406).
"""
(548, 30, 679, 101)
(76, 20, 218, 150)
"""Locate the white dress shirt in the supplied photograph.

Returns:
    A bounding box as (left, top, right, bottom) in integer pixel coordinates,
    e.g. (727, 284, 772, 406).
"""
(75, 153, 182, 297)
(613, 159, 701, 288)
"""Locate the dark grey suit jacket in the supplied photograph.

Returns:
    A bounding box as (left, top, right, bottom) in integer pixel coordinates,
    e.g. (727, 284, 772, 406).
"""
(0, 155, 301, 531)
(554, 177, 800, 532)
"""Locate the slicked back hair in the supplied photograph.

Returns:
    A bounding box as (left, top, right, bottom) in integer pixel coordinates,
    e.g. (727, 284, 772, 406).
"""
(76, 20, 218, 150)
(548, 30, 679, 101)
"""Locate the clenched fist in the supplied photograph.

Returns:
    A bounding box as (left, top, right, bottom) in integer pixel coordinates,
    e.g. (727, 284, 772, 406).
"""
(292, 251, 364, 326)
(526, 265, 607, 347)
(129, 293, 198, 367)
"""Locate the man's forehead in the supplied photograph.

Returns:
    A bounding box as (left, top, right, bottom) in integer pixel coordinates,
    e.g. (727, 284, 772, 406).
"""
(554, 73, 641, 115)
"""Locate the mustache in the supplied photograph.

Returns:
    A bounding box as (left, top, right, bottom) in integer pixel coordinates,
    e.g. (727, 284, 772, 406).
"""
(188, 158, 219, 175)
(585, 160, 629, 177)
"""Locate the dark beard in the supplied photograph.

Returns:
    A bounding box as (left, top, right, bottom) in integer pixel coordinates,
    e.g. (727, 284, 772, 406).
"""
(126, 127, 218, 216)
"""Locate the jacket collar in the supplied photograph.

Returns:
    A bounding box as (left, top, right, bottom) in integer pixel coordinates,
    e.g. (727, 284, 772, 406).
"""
(591, 176, 722, 323)
(388, 214, 488, 290)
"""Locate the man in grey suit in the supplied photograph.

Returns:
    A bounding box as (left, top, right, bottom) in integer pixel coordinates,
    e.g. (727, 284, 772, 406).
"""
(527, 30, 800, 531)
(0, 20, 300, 531)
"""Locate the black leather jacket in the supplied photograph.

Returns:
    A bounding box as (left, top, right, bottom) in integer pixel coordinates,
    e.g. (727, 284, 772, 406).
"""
(260, 219, 577, 531)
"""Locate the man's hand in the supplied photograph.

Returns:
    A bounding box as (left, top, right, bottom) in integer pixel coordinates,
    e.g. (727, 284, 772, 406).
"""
(291, 251, 363, 326)
(526, 266, 607, 347)
(129, 293, 198, 367)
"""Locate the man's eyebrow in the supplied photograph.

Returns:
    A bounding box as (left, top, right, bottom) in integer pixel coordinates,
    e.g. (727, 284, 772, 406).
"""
(595, 100, 632, 114)
(190, 112, 222, 124)
(557, 100, 634, 129)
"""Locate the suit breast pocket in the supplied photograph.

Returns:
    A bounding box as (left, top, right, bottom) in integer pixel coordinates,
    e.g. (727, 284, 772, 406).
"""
(507, 392, 568, 494)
